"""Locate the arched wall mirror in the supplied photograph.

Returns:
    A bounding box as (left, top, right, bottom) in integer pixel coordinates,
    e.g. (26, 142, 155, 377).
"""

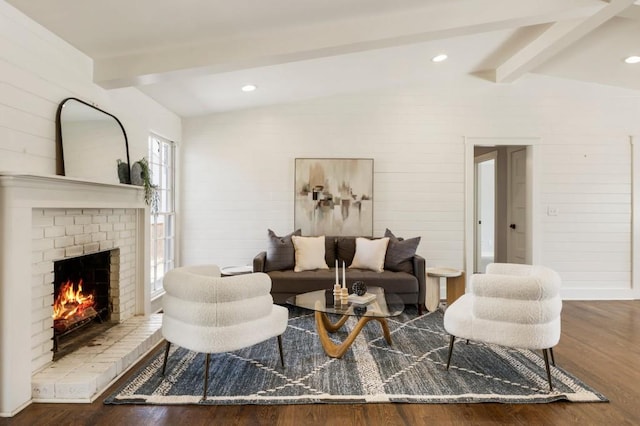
(56, 97, 131, 184)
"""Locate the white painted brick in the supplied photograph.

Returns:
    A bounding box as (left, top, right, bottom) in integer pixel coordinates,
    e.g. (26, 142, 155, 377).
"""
(43, 248, 64, 261)
(74, 215, 91, 225)
(100, 209, 114, 215)
(44, 209, 65, 217)
(92, 232, 106, 242)
(83, 242, 100, 253)
(32, 227, 44, 239)
(65, 245, 84, 258)
(83, 224, 99, 233)
(100, 240, 115, 251)
(32, 381, 56, 400)
(33, 238, 54, 251)
(74, 234, 91, 245)
(108, 216, 120, 223)
(44, 226, 65, 238)
(55, 377, 97, 399)
(33, 215, 54, 227)
(82, 209, 99, 215)
(65, 224, 84, 236)
(92, 215, 107, 224)
(64, 209, 82, 215)
(32, 251, 43, 263)
(54, 216, 74, 226)
(54, 236, 75, 248)
(99, 223, 113, 232)
(113, 223, 126, 231)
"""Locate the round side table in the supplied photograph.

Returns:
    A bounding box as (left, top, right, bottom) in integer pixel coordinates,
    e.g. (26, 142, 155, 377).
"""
(425, 267, 465, 312)
(220, 265, 253, 276)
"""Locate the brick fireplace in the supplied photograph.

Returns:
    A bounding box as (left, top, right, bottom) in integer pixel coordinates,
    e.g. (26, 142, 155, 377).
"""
(0, 173, 159, 416)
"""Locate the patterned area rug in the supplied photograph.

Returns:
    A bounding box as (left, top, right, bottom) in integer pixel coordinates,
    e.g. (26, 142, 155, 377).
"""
(104, 307, 606, 405)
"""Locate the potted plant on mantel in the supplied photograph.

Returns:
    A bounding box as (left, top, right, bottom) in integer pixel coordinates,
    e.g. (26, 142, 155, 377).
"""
(130, 158, 159, 212)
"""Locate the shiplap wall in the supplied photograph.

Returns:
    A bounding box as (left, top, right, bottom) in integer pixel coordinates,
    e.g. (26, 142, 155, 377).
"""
(0, 0, 181, 174)
(182, 76, 640, 300)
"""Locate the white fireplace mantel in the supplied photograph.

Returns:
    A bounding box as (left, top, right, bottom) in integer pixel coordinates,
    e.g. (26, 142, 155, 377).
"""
(0, 173, 150, 416)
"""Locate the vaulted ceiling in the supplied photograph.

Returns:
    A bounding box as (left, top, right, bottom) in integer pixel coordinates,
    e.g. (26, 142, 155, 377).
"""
(7, 0, 640, 116)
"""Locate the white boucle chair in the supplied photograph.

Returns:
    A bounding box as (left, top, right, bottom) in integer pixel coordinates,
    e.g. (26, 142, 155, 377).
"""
(161, 265, 289, 399)
(443, 263, 562, 390)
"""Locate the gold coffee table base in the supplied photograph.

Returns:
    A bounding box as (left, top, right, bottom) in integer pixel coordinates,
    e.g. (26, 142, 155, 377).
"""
(315, 311, 392, 358)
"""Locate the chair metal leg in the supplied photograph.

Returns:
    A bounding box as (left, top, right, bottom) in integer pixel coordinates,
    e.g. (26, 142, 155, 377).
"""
(161, 341, 171, 375)
(277, 335, 285, 367)
(549, 347, 556, 366)
(542, 348, 553, 391)
(203, 353, 211, 400)
(446, 335, 456, 370)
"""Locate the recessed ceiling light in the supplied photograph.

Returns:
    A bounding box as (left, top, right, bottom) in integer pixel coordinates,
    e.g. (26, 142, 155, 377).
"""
(432, 54, 448, 63)
(241, 84, 257, 92)
(624, 56, 640, 64)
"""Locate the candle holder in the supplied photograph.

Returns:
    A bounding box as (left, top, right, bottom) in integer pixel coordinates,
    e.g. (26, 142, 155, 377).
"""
(340, 286, 349, 304)
(333, 283, 341, 297)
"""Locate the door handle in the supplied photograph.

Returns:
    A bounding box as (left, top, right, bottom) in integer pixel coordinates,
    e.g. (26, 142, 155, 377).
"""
(510, 224, 516, 230)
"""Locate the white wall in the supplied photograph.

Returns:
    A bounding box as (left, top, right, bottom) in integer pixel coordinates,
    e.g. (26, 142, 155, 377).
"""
(0, 1, 181, 415)
(0, 0, 181, 175)
(182, 74, 640, 300)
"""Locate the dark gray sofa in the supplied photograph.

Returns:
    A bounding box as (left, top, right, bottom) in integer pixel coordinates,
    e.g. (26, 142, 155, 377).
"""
(253, 235, 425, 313)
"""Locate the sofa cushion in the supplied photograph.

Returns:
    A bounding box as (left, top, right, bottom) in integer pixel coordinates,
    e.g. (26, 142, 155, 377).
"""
(336, 236, 357, 265)
(349, 237, 389, 272)
(265, 229, 301, 272)
(292, 235, 329, 272)
(267, 269, 419, 302)
(384, 229, 421, 273)
(325, 236, 336, 267)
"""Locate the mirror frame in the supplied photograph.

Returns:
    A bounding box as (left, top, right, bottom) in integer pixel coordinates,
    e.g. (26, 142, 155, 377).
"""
(55, 97, 131, 184)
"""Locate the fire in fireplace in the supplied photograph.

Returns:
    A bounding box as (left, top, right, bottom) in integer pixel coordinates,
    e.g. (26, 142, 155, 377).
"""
(52, 251, 112, 357)
(53, 278, 98, 333)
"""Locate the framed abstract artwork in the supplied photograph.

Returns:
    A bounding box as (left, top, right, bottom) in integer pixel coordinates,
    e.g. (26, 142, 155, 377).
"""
(294, 158, 374, 236)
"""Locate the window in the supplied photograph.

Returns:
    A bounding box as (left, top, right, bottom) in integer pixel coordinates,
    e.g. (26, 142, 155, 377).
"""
(149, 133, 176, 296)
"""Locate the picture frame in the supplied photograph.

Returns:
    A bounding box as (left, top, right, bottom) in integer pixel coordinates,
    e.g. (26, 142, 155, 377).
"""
(294, 158, 374, 236)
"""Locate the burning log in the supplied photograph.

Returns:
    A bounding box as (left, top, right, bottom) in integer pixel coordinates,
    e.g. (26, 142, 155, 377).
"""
(53, 306, 98, 333)
(53, 279, 97, 332)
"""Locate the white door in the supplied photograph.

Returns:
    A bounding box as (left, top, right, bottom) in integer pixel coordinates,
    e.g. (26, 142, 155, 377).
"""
(507, 148, 527, 264)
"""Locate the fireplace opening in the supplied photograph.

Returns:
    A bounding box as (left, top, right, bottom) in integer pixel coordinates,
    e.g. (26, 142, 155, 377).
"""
(52, 250, 113, 360)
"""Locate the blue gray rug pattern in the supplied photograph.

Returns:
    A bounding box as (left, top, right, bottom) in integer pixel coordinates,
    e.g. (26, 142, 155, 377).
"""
(104, 307, 606, 405)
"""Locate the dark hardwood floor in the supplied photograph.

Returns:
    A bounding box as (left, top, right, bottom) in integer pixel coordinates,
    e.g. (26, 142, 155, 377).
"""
(2, 300, 639, 426)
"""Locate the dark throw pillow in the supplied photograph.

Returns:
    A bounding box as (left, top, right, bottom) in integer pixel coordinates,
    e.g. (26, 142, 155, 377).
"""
(265, 229, 301, 272)
(384, 228, 421, 273)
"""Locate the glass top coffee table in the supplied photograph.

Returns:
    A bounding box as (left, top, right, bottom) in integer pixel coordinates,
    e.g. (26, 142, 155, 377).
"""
(286, 286, 404, 358)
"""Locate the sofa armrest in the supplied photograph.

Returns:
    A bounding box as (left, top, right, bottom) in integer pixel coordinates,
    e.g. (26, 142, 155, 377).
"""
(253, 251, 267, 272)
(412, 255, 426, 307)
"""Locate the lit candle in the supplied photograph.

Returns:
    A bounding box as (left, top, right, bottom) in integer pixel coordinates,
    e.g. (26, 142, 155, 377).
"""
(342, 261, 346, 289)
(335, 259, 339, 284)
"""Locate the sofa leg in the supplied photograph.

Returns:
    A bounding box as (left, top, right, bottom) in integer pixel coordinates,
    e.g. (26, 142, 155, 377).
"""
(542, 349, 553, 391)
(446, 335, 456, 370)
(549, 347, 556, 366)
(417, 304, 423, 315)
(161, 341, 171, 375)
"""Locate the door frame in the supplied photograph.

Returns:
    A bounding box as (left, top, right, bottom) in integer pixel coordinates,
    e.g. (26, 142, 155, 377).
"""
(464, 137, 540, 281)
(474, 151, 497, 273)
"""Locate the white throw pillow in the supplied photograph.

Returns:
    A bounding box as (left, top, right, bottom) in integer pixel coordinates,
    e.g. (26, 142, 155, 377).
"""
(349, 237, 390, 272)
(292, 235, 329, 272)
